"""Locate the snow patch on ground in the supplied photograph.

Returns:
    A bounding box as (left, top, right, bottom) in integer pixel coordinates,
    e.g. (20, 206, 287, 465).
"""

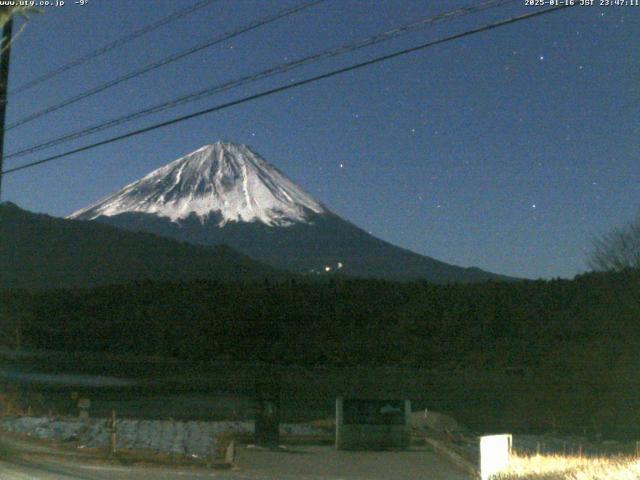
(0, 416, 325, 457)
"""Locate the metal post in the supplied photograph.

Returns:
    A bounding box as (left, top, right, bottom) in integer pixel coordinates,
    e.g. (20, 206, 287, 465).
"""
(335, 397, 343, 449)
(0, 17, 12, 200)
(109, 409, 117, 456)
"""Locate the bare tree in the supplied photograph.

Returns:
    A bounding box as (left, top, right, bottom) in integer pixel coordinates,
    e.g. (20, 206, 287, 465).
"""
(588, 213, 640, 271)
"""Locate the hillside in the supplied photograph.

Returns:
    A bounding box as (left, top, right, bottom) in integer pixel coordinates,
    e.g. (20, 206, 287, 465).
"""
(0, 202, 282, 290)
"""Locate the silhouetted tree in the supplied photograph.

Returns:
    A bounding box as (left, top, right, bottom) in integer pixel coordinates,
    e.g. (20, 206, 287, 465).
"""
(589, 212, 640, 271)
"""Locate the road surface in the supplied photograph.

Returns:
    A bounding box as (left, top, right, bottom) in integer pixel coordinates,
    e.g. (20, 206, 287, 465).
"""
(0, 433, 471, 479)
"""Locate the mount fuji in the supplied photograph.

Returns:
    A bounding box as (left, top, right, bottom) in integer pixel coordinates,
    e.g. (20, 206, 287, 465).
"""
(70, 142, 510, 283)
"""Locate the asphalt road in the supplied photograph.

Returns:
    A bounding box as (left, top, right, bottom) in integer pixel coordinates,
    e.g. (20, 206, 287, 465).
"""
(0, 430, 471, 479)
(0, 458, 238, 479)
(0, 447, 472, 480)
(236, 445, 472, 480)
(0, 433, 231, 480)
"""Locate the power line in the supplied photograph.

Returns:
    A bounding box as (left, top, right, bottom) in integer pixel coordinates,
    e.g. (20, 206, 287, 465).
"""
(5, 0, 515, 162)
(10, 0, 220, 95)
(1, 5, 574, 177)
(5, 0, 326, 130)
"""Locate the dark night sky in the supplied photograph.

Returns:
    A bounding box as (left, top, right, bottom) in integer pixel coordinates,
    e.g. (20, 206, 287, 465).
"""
(2, 0, 638, 279)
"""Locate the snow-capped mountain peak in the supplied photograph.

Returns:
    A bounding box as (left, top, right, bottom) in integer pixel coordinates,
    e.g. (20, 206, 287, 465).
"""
(69, 142, 327, 226)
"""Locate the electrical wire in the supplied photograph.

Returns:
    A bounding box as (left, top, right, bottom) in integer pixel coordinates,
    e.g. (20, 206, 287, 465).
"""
(1, 5, 574, 177)
(5, 0, 326, 130)
(4, 0, 515, 161)
(10, 0, 220, 95)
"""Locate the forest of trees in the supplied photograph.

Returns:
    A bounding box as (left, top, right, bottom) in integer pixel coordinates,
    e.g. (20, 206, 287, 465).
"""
(3, 270, 638, 367)
(2, 269, 640, 437)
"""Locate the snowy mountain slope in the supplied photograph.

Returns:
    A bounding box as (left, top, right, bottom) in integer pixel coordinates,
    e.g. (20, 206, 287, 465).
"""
(70, 142, 326, 226)
(70, 142, 513, 283)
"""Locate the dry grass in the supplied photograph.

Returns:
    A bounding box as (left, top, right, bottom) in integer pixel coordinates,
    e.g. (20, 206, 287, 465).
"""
(495, 453, 640, 480)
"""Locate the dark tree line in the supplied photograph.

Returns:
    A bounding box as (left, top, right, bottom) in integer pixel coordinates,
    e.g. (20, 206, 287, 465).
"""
(2, 270, 640, 437)
(2, 270, 639, 368)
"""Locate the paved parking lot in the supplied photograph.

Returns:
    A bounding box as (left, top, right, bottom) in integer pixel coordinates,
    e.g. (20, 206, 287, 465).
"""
(235, 445, 472, 480)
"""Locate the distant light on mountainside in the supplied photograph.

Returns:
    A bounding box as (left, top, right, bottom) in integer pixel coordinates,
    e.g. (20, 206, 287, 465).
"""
(70, 141, 514, 283)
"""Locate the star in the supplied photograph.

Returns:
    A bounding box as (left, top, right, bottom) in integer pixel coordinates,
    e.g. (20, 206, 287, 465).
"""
(531, 204, 537, 209)
(410, 128, 416, 134)
(339, 163, 344, 169)
(538, 55, 545, 61)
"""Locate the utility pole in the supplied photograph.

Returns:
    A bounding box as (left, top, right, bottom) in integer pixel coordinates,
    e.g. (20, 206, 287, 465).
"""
(0, 16, 13, 201)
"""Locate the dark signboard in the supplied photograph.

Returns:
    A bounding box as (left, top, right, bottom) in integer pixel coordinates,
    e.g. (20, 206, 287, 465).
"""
(343, 399, 405, 425)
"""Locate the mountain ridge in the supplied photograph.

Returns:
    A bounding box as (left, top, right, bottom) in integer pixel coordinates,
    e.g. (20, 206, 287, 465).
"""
(0, 202, 283, 290)
(70, 142, 326, 227)
(69, 142, 515, 283)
